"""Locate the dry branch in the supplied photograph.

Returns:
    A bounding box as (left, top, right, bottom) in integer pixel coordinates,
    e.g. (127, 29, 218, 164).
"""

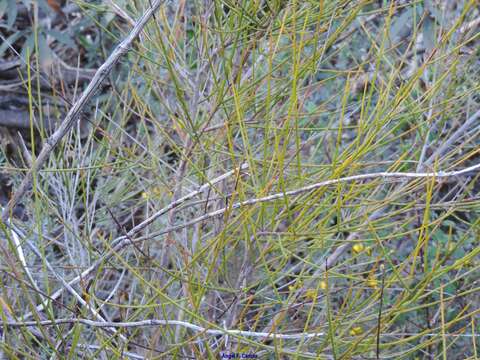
(3, 317, 478, 340)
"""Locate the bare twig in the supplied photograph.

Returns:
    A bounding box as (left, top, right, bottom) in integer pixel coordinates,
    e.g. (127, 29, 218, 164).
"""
(105, 0, 135, 26)
(0, 0, 164, 223)
(4, 318, 325, 339)
(4, 317, 480, 339)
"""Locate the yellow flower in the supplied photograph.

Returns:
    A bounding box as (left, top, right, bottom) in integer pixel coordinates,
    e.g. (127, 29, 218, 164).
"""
(350, 326, 364, 336)
(305, 289, 317, 300)
(366, 278, 378, 289)
(319, 281, 328, 290)
(352, 243, 365, 254)
(141, 192, 148, 199)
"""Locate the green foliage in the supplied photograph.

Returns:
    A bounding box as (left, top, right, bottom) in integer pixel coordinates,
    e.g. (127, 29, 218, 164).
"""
(0, 0, 480, 358)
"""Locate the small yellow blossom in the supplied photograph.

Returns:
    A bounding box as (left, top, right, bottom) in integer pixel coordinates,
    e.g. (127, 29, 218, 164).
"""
(366, 278, 378, 289)
(319, 281, 328, 290)
(350, 326, 364, 336)
(305, 289, 317, 300)
(352, 243, 365, 254)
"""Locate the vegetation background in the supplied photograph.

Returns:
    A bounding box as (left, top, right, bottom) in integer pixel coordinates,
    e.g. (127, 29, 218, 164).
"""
(0, 0, 479, 358)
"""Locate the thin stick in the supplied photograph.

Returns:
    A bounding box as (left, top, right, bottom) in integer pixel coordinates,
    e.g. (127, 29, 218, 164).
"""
(1, 0, 164, 223)
(4, 317, 480, 339)
(3, 318, 324, 339)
